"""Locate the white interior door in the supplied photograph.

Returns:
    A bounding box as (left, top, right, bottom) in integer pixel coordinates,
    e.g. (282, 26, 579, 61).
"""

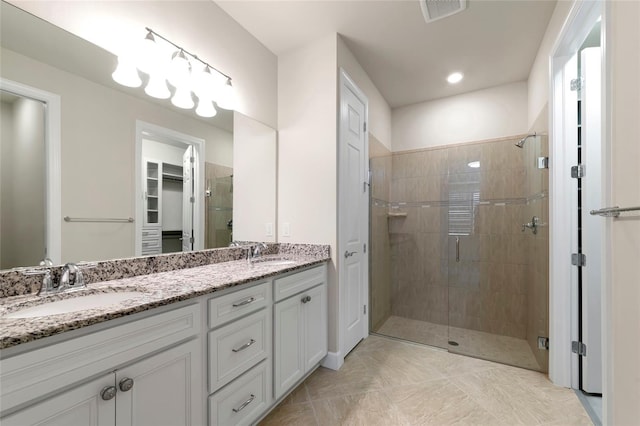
(339, 71, 369, 357)
(581, 46, 603, 394)
(182, 146, 194, 252)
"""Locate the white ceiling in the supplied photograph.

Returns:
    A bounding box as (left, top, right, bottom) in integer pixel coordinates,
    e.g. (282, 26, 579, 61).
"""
(216, 0, 557, 108)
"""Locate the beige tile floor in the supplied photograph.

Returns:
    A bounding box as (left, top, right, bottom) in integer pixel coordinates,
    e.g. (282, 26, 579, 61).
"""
(259, 335, 591, 426)
(376, 315, 542, 371)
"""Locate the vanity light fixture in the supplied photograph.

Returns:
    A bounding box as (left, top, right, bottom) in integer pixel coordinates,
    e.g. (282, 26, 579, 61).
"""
(112, 27, 236, 117)
(447, 72, 464, 84)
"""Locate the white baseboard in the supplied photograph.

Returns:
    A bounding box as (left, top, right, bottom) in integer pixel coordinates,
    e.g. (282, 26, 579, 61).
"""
(320, 351, 343, 370)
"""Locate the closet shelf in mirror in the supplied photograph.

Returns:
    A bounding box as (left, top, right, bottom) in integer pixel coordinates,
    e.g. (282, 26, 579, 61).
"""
(162, 173, 183, 182)
(387, 212, 408, 218)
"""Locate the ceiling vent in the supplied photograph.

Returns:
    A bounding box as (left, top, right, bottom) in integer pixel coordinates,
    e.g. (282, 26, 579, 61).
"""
(419, 0, 467, 23)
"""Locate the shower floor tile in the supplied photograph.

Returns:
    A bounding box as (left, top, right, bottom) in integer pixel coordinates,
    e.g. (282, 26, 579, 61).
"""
(260, 335, 591, 425)
(375, 315, 542, 371)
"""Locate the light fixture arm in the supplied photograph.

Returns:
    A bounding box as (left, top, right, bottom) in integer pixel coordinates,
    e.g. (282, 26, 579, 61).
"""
(145, 27, 232, 82)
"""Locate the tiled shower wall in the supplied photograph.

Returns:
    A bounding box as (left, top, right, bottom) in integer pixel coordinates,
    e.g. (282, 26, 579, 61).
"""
(371, 135, 549, 369)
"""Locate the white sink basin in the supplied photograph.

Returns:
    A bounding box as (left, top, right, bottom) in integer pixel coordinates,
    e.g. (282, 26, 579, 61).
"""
(261, 260, 296, 266)
(252, 257, 296, 266)
(4, 292, 144, 319)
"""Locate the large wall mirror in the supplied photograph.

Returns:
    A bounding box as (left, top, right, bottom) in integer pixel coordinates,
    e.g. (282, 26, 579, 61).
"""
(0, 1, 276, 270)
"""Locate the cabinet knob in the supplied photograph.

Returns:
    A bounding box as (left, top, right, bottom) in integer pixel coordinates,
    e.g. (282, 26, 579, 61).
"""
(301, 295, 312, 303)
(119, 377, 134, 392)
(101, 386, 117, 401)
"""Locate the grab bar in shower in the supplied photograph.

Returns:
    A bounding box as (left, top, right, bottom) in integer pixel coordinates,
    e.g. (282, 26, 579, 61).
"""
(589, 205, 640, 217)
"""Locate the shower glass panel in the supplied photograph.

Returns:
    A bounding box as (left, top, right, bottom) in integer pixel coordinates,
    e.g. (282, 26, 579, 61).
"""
(369, 136, 549, 372)
(205, 163, 233, 249)
(446, 137, 548, 372)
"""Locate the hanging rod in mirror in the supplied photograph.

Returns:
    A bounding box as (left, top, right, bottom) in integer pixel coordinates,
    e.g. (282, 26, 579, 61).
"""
(64, 216, 134, 223)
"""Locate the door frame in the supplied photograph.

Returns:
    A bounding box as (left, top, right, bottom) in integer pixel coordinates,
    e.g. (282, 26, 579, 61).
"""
(0, 78, 61, 265)
(549, 0, 610, 400)
(135, 121, 205, 255)
(336, 68, 369, 368)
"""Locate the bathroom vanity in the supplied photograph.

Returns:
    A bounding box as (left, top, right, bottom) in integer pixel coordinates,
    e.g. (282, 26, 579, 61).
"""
(0, 245, 329, 425)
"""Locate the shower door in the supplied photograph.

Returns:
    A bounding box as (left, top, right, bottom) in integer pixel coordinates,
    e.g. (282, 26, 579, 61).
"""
(446, 138, 549, 372)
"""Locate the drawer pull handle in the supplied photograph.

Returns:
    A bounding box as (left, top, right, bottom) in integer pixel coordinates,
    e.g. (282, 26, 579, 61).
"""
(232, 394, 255, 413)
(232, 297, 255, 307)
(301, 295, 312, 303)
(232, 339, 256, 352)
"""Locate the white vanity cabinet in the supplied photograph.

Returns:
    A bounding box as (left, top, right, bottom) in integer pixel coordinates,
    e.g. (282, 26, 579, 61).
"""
(273, 265, 327, 400)
(206, 280, 273, 425)
(0, 304, 203, 426)
(0, 261, 329, 426)
(2, 339, 200, 426)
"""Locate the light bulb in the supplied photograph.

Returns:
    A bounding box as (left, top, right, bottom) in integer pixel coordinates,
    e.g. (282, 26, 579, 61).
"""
(167, 50, 191, 88)
(144, 71, 170, 99)
(196, 98, 217, 118)
(137, 31, 162, 75)
(216, 79, 235, 110)
(171, 86, 194, 109)
(447, 72, 464, 84)
(112, 56, 141, 88)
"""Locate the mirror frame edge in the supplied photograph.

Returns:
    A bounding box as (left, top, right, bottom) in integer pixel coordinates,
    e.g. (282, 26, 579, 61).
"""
(0, 77, 61, 266)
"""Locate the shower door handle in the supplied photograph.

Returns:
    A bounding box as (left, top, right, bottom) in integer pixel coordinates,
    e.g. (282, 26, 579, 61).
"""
(455, 237, 460, 262)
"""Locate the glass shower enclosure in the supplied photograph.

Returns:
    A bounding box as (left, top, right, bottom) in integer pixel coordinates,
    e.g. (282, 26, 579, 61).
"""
(369, 135, 549, 372)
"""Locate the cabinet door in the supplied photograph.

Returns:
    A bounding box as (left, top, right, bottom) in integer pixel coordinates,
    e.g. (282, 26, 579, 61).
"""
(143, 158, 161, 226)
(273, 295, 304, 400)
(1, 375, 115, 426)
(303, 284, 328, 370)
(115, 339, 202, 426)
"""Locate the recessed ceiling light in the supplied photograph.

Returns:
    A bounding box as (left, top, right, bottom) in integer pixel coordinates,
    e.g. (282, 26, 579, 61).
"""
(467, 161, 480, 168)
(447, 72, 464, 84)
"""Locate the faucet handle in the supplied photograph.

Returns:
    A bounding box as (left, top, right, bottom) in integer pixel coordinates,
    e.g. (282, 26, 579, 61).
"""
(74, 262, 97, 288)
(22, 268, 54, 295)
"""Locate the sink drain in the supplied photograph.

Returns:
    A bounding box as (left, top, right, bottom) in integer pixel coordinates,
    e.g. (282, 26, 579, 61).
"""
(448, 340, 459, 346)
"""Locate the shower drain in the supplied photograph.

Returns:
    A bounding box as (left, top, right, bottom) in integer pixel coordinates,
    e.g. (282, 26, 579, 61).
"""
(448, 340, 459, 346)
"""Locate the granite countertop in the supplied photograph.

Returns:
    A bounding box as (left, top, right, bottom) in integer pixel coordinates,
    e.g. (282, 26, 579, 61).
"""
(0, 254, 328, 350)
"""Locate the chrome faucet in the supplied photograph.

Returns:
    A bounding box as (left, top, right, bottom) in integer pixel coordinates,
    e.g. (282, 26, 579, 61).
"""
(248, 242, 268, 265)
(60, 263, 86, 291)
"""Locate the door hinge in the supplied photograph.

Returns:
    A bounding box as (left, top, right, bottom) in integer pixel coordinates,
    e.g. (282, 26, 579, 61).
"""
(190, 156, 195, 163)
(363, 243, 367, 253)
(363, 305, 367, 315)
(572, 341, 587, 356)
(537, 336, 549, 350)
(363, 122, 367, 132)
(190, 196, 195, 203)
(571, 253, 587, 267)
(190, 236, 194, 244)
(571, 164, 585, 178)
(570, 78, 583, 91)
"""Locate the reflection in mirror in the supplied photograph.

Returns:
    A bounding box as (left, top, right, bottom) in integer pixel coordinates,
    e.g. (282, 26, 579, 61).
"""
(0, 1, 276, 271)
(0, 91, 46, 269)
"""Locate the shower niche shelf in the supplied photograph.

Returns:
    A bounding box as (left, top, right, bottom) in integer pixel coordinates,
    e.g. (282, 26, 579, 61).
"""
(387, 212, 408, 218)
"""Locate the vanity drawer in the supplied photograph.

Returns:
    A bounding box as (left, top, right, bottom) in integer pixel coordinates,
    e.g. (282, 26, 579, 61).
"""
(273, 264, 326, 302)
(208, 309, 271, 393)
(208, 281, 270, 329)
(209, 360, 271, 426)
